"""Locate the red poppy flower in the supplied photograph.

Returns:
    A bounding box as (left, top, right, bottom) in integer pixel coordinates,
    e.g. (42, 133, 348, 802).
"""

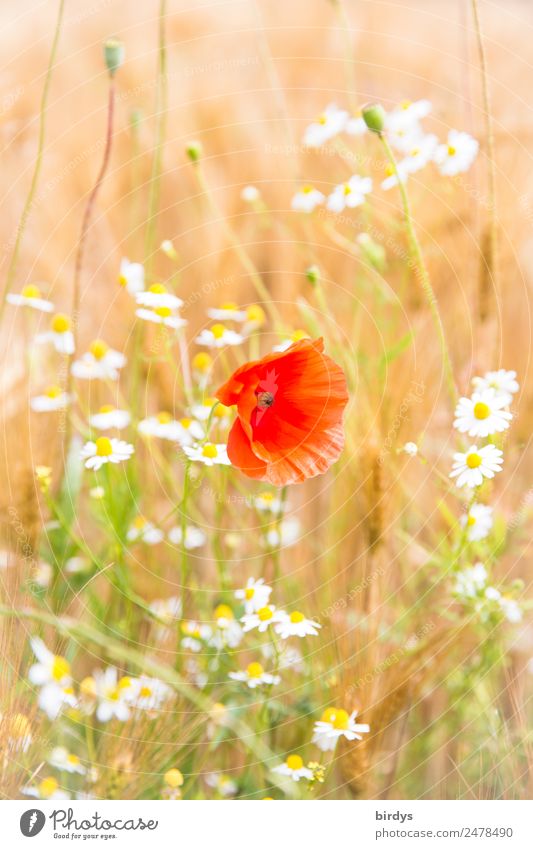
(215, 338, 348, 486)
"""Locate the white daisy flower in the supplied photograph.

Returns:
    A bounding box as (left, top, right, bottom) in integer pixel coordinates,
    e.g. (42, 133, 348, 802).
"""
(49, 747, 86, 775)
(130, 676, 171, 713)
(205, 772, 238, 797)
(303, 103, 349, 147)
(207, 302, 246, 321)
(381, 160, 410, 191)
(253, 491, 286, 513)
(345, 112, 367, 136)
(93, 667, 131, 722)
(312, 707, 370, 752)
(168, 524, 206, 550)
(208, 604, 244, 649)
(7, 283, 54, 312)
(39, 683, 77, 721)
(136, 283, 183, 311)
(138, 412, 202, 443)
(183, 442, 230, 466)
(28, 638, 77, 719)
(149, 596, 182, 637)
(434, 129, 479, 176)
(385, 100, 432, 153)
(449, 444, 503, 489)
(189, 397, 230, 423)
(264, 518, 300, 548)
(241, 304, 266, 333)
(119, 258, 145, 294)
(241, 604, 284, 633)
(453, 389, 512, 438)
(400, 134, 438, 174)
(235, 577, 272, 613)
(472, 369, 519, 405)
(275, 610, 321, 639)
(326, 175, 372, 213)
(461, 503, 493, 542)
(454, 563, 488, 598)
(135, 307, 187, 329)
(195, 324, 244, 348)
(30, 384, 71, 412)
(262, 642, 304, 673)
(229, 661, 280, 689)
(498, 597, 522, 624)
(291, 185, 326, 213)
(81, 437, 134, 471)
(71, 339, 126, 381)
(241, 185, 260, 202)
(126, 516, 164, 545)
(23, 777, 70, 801)
(89, 406, 131, 430)
(36, 313, 75, 355)
(32, 560, 53, 587)
(272, 754, 313, 782)
(181, 620, 213, 652)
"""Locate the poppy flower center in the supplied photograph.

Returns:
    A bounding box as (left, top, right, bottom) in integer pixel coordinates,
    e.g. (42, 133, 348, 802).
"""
(257, 391, 275, 409)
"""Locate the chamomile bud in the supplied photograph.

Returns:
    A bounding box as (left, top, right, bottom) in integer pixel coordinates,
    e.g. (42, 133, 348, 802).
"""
(305, 265, 320, 286)
(103, 39, 125, 77)
(186, 140, 202, 162)
(362, 102, 386, 134)
(160, 239, 177, 260)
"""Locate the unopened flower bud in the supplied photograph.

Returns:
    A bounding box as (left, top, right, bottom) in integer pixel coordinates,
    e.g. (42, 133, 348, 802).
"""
(186, 141, 202, 162)
(104, 39, 125, 77)
(362, 103, 386, 134)
(160, 239, 177, 260)
(305, 265, 320, 286)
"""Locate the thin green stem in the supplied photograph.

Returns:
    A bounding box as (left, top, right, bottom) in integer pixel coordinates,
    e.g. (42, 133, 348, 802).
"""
(379, 134, 458, 405)
(144, 0, 168, 275)
(0, 0, 65, 327)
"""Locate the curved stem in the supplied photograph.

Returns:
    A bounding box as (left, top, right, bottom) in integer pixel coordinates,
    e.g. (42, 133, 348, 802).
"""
(0, 0, 65, 327)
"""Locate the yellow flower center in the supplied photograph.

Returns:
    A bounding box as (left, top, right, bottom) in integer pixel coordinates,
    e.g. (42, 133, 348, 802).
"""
(210, 323, 226, 339)
(286, 754, 304, 771)
(149, 283, 167, 294)
(45, 384, 63, 399)
(99, 404, 115, 414)
(202, 443, 218, 459)
(221, 302, 239, 311)
(385, 163, 395, 177)
(80, 676, 96, 697)
(260, 492, 274, 502)
(118, 273, 128, 287)
(39, 776, 59, 798)
(157, 411, 173, 424)
(22, 284, 42, 299)
(133, 516, 146, 529)
(165, 768, 184, 788)
(244, 587, 255, 600)
(466, 452, 482, 469)
(155, 306, 172, 318)
(214, 403, 230, 418)
(67, 753, 80, 766)
(180, 417, 192, 428)
(343, 183, 352, 195)
(214, 604, 234, 621)
(290, 611, 305, 624)
(400, 99, 412, 109)
(291, 329, 309, 342)
(89, 338, 108, 360)
(246, 304, 265, 325)
(321, 707, 350, 730)
(318, 114, 327, 125)
(473, 401, 490, 420)
(95, 436, 113, 457)
(192, 352, 212, 372)
(447, 145, 457, 156)
(257, 606, 273, 622)
(467, 515, 476, 527)
(246, 662, 264, 678)
(51, 313, 71, 333)
(52, 655, 70, 681)
(302, 184, 314, 194)
(139, 685, 152, 698)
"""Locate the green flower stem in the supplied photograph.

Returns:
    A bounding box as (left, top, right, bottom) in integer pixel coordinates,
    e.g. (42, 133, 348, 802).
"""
(379, 133, 458, 406)
(0, 0, 65, 327)
(144, 0, 168, 275)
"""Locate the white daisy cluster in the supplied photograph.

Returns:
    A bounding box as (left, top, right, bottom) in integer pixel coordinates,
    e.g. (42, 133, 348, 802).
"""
(453, 563, 523, 624)
(292, 99, 479, 213)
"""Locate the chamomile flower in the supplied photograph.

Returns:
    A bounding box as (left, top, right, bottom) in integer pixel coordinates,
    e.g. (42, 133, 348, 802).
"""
(92, 667, 131, 722)
(253, 491, 285, 513)
(264, 517, 300, 548)
(454, 563, 488, 598)
(37, 313, 75, 354)
(453, 390, 512, 438)
(28, 638, 77, 720)
(461, 503, 493, 542)
(312, 707, 370, 752)
(235, 578, 272, 613)
(131, 676, 171, 713)
(381, 160, 410, 191)
(136, 283, 183, 311)
(241, 605, 283, 633)
(49, 747, 86, 775)
(195, 324, 244, 348)
(345, 111, 367, 136)
(449, 444, 503, 489)
(209, 604, 244, 649)
(207, 302, 246, 321)
(273, 329, 311, 352)
(126, 516, 164, 545)
(81, 436, 134, 471)
(303, 103, 348, 147)
(192, 352, 213, 381)
(183, 442, 230, 466)
(242, 304, 266, 333)
(7, 283, 54, 312)
(434, 129, 479, 176)
(30, 384, 71, 412)
(23, 776, 70, 801)
(71, 339, 126, 381)
(181, 620, 213, 652)
(136, 307, 187, 329)
(89, 406, 131, 430)
(168, 524, 207, 550)
(498, 596, 523, 624)
(205, 772, 238, 798)
(291, 185, 325, 213)
(385, 100, 431, 153)
(275, 610, 321, 639)
(138, 412, 202, 443)
(326, 175, 372, 213)
(241, 185, 260, 202)
(229, 661, 280, 688)
(32, 560, 53, 588)
(472, 369, 519, 405)
(272, 754, 312, 782)
(189, 397, 230, 423)
(119, 258, 145, 293)
(399, 134, 438, 175)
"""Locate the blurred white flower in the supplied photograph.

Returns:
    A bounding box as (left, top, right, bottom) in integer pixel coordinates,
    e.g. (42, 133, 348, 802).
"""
(7, 283, 54, 312)
(461, 503, 493, 542)
(183, 442, 230, 466)
(36, 313, 75, 355)
(229, 661, 280, 688)
(275, 610, 321, 639)
(303, 103, 348, 147)
(326, 175, 372, 213)
(127, 516, 164, 545)
(49, 747, 86, 775)
(312, 707, 370, 752)
(434, 129, 478, 176)
(195, 324, 244, 348)
(81, 437, 134, 471)
(272, 754, 312, 782)
(472, 369, 519, 405)
(168, 524, 207, 550)
(30, 385, 71, 412)
(89, 406, 131, 430)
(291, 185, 325, 213)
(119, 258, 145, 293)
(71, 339, 126, 381)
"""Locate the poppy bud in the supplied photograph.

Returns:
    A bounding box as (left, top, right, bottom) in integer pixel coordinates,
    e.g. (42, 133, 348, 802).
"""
(103, 39, 125, 77)
(362, 103, 386, 134)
